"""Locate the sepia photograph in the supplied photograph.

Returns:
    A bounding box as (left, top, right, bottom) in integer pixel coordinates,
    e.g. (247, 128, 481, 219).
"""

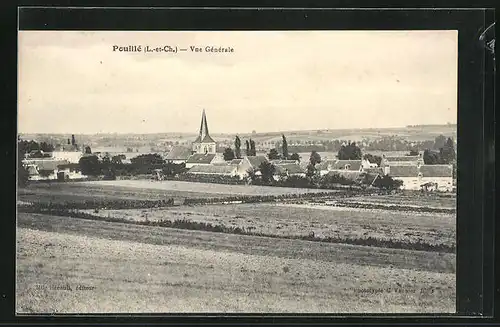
(17, 30, 457, 314)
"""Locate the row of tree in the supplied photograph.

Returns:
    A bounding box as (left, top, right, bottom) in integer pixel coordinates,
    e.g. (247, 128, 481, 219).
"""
(422, 137, 456, 165)
(78, 153, 186, 178)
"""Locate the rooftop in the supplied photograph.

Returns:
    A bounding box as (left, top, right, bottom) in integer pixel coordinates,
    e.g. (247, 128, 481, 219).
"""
(186, 153, 217, 164)
(165, 146, 193, 160)
(187, 164, 237, 174)
(245, 156, 268, 169)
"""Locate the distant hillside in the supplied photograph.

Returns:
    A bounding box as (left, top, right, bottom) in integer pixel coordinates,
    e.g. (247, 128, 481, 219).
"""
(20, 125, 457, 150)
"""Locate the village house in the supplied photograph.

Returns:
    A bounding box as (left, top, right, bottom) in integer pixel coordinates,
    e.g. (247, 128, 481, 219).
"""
(164, 146, 193, 164)
(387, 163, 453, 191)
(55, 163, 87, 181)
(380, 155, 424, 174)
(243, 156, 269, 175)
(270, 159, 300, 165)
(51, 151, 83, 164)
(418, 165, 454, 192)
(23, 159, 73, 181)
(323, 170, 381, 186)
(186, 164, 239, 177)
(317, 159, 370, 176)
(273, 163, 306, 180)
(386, 165, 421, 190)
(185, 153, 224, 169)
(220, 156, 269, 178)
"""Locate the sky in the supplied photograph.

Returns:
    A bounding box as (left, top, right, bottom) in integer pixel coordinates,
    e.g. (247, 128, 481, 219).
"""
(18, 30, 458, 134)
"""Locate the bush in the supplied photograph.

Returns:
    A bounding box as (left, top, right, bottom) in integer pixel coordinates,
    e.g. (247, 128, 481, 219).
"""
(372, 175, 403, 190)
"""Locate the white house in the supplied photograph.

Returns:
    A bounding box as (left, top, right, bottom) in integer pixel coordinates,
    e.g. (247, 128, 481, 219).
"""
(387, 165, 421, 190)
(388, 164, 454, 191)
(419, 165, 453, 192)
(23, 159, 77, 181)
(51, 151, 83, 164)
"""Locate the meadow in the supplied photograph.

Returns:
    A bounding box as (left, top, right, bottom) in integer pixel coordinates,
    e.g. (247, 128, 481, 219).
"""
(16, 179, 456, 313)
(17, 214, 455, 313)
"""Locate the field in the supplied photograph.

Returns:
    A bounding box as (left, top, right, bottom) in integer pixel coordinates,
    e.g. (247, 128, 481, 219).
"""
(16, 180, 456, 313)
(84, 202, 455, 249)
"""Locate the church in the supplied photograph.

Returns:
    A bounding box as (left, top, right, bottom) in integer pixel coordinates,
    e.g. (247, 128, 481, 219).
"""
(192, 109, 217, 154)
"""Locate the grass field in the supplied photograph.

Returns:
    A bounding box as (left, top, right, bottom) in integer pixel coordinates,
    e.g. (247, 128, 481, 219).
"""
(84, 202, 455, 249)
(80, 180, 339, 196)
(17, 214, 455, 313)
(16, 180, 456, 313)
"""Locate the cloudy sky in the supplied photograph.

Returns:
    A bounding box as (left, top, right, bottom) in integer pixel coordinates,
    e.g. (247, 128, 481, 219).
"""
(18, 30, 457, 134)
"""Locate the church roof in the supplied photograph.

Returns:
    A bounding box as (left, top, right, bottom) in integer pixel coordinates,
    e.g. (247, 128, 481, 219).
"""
(201, 135, 216, 143)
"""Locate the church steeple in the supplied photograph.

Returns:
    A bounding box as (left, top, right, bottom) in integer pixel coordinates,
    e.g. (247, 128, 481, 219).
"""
(199, 109, 210, 142)
(196, 109, 215, 143)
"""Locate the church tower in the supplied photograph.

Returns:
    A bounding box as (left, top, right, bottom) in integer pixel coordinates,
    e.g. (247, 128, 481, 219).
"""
(192, 109, 217, 154)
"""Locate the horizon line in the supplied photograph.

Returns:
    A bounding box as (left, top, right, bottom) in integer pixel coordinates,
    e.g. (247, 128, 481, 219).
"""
(18, 124, 458, 136)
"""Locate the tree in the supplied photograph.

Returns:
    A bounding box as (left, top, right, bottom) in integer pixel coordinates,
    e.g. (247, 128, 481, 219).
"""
(423, 149, 441, 165)
(111, 154, 125, 164)
(439, 137, 456, 164)
(372, 175, 403, 190)
(282, 134, 289, 159)
(338, 142, 362, 160)
(259, 161, 276, 184)
(245, 140, 250, 156)
(17, 144, 29, 187)
(309, 151, 322, 166)
(250, 139, 256, 156)
(268, 148, 280, 160)
(84, 146, 92, 154)
(290, 153, 300, 162)
(246, 168, 258, 184)
(39, 142, 54, 152)
(130, 153, 164, 167)
(306, 151, 322, 180)
(67, 138, 71, 145)
(234, 136, 242, 159)
(163, 162, 186, 177)
(71, 134, 76, 146)
(223, 147, 235, 161)
(433, 134, 447, 150)
(79, 155, 101, 176)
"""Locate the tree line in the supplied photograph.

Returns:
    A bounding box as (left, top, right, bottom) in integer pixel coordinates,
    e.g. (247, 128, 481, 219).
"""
(78, 153, 186, 178)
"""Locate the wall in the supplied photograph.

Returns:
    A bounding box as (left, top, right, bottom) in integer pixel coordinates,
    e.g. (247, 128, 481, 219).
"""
(52, 151, 82, 163)
(421, 177, 453, 192)
(395, 177, 421, 190)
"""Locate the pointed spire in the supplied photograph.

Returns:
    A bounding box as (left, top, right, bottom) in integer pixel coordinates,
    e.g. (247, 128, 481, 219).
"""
(198, 109, 210, 142)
